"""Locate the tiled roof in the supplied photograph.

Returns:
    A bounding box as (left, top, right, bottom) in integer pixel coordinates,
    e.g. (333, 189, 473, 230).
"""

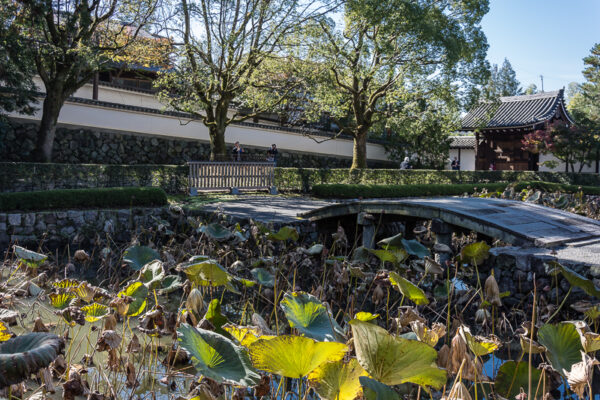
(450, 135, 475, 149)
(461, 89, 573, 130)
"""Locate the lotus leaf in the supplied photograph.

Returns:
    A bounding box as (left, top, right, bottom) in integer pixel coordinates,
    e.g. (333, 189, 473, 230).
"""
(352, 247, 370, 263)
(378, 233, 404, 249)
(307, 244, 324, 256)
(251, 268, 275, 288)
(537, 322, 584, 376)
(267, 226, 299, 242)
(368, 249, 399, 265)
(401, 239, 430, 259)
(223, 324, 275, 347)
(0, 333, 64, 388)
(308, 358, 368, 400)
(13, 246, 47, 269)
(573, 321, 600, 353)
(550, 261, 600, 298)
(248, 335, 347, 378)
(73, 282, 95, 302)
(159, 275, 183, 295)
(360, 377, 399, 400)
(81, 303, 109, 323)
(410, 321, 446, 348)
(123, 246, 161, 271)
(118, 281, 148, 317)
(0, 322, 10, 342)
(205, 299, 229, 336)
(49, 292, 76, 309)
(460, 242, 490, 266)
(458, 326, 501, 356)
(178, 259, 230, 287)
(355, 312, 379, 322)
(388, 272, 429, 306)
(350, 319, 446, 389)
(281, 291, 345, 342)
(495, 361, 543, 400)
(198, 223, 233, 242)
(177, 323, 260, 386)
(52, 279, 80, 289)
(139, 260, 166, 290)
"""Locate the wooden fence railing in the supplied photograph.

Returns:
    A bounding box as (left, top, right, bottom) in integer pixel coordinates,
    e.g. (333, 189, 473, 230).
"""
(188, 161, 276, 194)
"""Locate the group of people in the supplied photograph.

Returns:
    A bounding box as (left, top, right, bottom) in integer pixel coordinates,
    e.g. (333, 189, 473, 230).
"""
(231, 142, 279, 164)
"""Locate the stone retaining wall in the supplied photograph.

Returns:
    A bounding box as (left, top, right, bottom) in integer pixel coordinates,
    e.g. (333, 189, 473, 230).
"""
(0, 120, 392, 168)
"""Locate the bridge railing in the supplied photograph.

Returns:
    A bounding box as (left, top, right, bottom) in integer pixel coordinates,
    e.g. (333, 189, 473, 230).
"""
(188, 161, 276, 194)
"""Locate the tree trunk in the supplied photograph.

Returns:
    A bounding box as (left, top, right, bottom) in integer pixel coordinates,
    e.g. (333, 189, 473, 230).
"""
(351, 130, 368, 169)
(209, 124, 227, 160)
(35, 93, 63, 162)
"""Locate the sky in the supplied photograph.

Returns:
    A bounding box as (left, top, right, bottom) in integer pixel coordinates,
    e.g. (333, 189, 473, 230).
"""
(481, 0, 600, 92)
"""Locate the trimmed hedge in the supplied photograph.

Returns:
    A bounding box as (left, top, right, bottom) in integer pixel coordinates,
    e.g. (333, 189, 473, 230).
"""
(312, 181, 600, 199)
(0, 187, 168, 212)
(312, 183, 510, 198)
(275, 168, 600, 192)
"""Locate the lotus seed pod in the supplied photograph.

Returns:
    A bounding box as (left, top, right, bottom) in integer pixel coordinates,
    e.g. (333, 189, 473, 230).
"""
(484, 273, 502, 307)
(475, 308, 491, 325)
(73, 250, 90, 263)
(186, 288, 204, 316)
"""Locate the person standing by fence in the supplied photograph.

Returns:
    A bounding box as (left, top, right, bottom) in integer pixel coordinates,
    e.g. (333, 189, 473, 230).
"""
(232, 141, 244, 161)
(267, 144, 279, 165)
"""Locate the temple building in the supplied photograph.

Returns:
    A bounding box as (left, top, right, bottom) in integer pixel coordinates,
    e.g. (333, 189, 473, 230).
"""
(461, 89, 574, 171)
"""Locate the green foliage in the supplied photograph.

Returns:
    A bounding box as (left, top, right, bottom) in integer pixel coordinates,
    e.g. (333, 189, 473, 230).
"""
(0, 187, 167, 212)
(0, 333, 64, 388)
(13, 245, 47, 269)
(312, 183, 508, 198)
(280, 291, 345, 342)
(360, 376, 399, 400)
(482, 58, 522, 99)
(494, 361, 542, 400)
(123, 246, 161, 272)
(537, 322, 584, 377)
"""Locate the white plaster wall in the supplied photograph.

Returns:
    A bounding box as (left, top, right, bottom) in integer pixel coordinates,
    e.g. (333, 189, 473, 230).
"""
(538, 153, 597, 173)
(10, 98, 390, 161)
(448, 148, 476, 171)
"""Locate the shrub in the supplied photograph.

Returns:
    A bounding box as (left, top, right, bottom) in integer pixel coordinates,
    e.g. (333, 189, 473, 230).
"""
(312, 183, 510, 199)
(514, 181, 600, 195)
(0, 187, 168, 212)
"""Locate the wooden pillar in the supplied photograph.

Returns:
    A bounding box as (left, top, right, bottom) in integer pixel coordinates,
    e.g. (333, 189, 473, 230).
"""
(475, 131, 480, 170)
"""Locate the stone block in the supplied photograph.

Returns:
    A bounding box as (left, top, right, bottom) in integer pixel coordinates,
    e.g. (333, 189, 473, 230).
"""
(68, 210, 85, 225)
(0, 214, 6, 223)
(8, 213, 21, 226)
(0, 223, 6, 232)
(56, 212, 67, 219)
(45, 213, 57, 224)
(22, 213, 36, 226)
(84, 211, 98, 222)
(60, 226, 76, 236)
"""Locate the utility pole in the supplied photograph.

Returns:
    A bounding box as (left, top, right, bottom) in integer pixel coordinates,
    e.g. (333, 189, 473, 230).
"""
(540, 75, 544, 92)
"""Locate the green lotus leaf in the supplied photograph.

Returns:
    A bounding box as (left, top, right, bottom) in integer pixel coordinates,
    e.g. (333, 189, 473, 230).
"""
(52, 279, 81, 290)
(49, 292, 76, 309)
(0, 322, 10, 342)
(401, 239, 430, 259)
(495, 361, 543, 400)
(248, 335, 347, 378)
(81, 303, 109, 323)
(177, 323, 260, 386)
(123, 246, 161, 271)
(355, 312, 379, 322)
(537, 322, 584, 377)
(554, 195, 569, 209)
(352, 247, 370, 263)
(305, 244, 323, 256)
(368, 249, 398, 265)
(223, 324, 275, 348)
(360, 376, 399, 400)
(267, 226, 299, 242)
(251, 268, 275, 288)
(388, 272, 429, 306)
(458, 326, 501, 356)
(460, 242, 490, 266)
(281, 291, 345, 342)
(350, 319, 446, 389)
(118, 281, 148, 317)
(139, 260, 165, 290)
(158, 275, 183, 295)
(13, 246, 47, 269)
(198, 223, 233, 242)
(204, 299, 229, 336)
(550, 261, 600, 298)
(308, 358, 368, 400)
(0, 333, 64, 388)
(73, 282, 95, 303)
(378, 233, 404, 249)
(178, 259, 231, 287)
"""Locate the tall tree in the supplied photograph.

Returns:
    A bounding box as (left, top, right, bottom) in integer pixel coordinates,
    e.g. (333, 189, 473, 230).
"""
(302, 0, 489, 169)
(7, 0, 159, 162)
(482, 58, 521, 99)
(155, 0, 338, 160)
(524, 83, 538, 95)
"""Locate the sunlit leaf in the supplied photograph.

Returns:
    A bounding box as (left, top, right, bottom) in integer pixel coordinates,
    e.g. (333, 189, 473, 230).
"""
(308, 358, 368, 400)
(178, 259, 230, 287)
(118, 281, 148, 317)
(49, 292, 76, 310)
(350, 319, 446, 389)
(550, 261, 600, 298)
(307, 244, 324, 256)
(368, 249, 397, 264)
(573, 321, 600, 353)
(249, 335, 347, 378)
(281, 291, 345, 342)
(198, 223, 233, 241)
(267, 226, 299, 242)
(139, 260, 165, 290)
(177, 323, 260, 386)
(13, 246, 47, 269)
(378, 233, 404, 249)
(388, 272, 429, 306)
(0, 322, 10, 342)
(537, 322, 583, 377)
(123, 246, 161, 271)
(495, 361, 543, 400)
(73, 282, 95, 303)
(52, 279, 80, 290)
(81, 303, 109, 323)
(251, 268, 275, 288)
(204, 299, 229, 336)
(360, 376, 399, 400)
(410, 321, 446, 348)
(355, 312, 379, 322)
(460, 242, 490, 266)
(223, 324, 275, 348)
(158, 275, 183, 295)
(401, 239, 430, 259)
(458, 326, 500, 356)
